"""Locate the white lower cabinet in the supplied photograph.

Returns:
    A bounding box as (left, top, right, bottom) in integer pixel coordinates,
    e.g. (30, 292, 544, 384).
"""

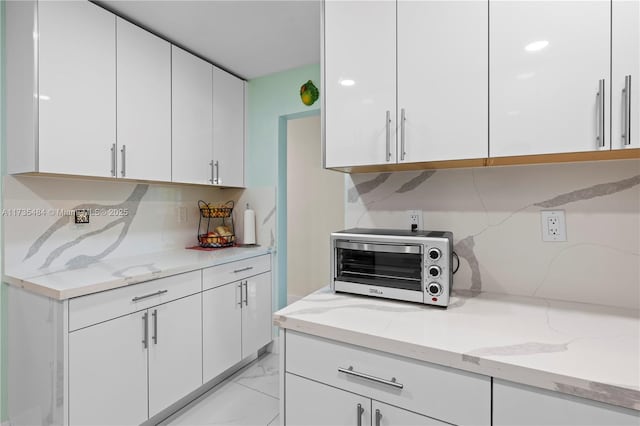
(241, 272, 272, 356)
(203, 271, 272, 383)
(69, 311, 148, 426)
(286, 374, 446, 426)
(69, 292, 202, 425)
(148, 294, 203, 417)
(493, 379, 640, 426)
(202, 282, 242, 382)
(284, 331, 491, 426)
(286, 373, 371, 426)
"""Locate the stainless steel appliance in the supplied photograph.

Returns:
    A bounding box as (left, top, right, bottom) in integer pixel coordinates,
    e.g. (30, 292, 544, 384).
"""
(331, 228, 453, 307)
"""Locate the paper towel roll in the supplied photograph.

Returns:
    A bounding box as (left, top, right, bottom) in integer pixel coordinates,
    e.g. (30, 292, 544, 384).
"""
(243, 208, 256, 245)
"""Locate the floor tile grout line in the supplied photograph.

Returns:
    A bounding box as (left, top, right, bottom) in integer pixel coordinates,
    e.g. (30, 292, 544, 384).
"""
(266, 413, 280, 426)
(235, 380, 280, 401)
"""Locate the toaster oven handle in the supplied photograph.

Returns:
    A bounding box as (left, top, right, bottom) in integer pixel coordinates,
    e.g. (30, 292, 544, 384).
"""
(335, 241, 421, 254)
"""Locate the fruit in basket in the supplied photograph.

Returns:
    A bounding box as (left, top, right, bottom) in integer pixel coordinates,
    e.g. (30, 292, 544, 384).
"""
(206, 231, 218, 237)
(215, 226, 233, 236)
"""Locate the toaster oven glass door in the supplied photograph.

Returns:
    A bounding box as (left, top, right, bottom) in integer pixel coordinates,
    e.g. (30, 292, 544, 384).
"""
(335, 241, 423, 291)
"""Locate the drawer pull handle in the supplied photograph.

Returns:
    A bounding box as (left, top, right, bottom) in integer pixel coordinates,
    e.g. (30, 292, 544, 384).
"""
(233, 266, 253, 273)
(338, 366, 404, 389)
(142, 312, 148, 349)
(132, 289, 168, 302)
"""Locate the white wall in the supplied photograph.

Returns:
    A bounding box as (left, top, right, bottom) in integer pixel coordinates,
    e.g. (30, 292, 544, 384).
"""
(287, 115, 344, 302)
(345, 159, 640, 309)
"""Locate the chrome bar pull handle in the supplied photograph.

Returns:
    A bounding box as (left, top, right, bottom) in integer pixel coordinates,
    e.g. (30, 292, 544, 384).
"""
(214, 160, 220, 184)
(132, 289, 168, 302)
(375, 409, 382, 426)
(338, 366, 404, 389)
(356, 404, 364, 426)
(142, 312, 148, 349)
(233, 266, 253, 274)
(385, 110, 391, 162)
(243, 281, 248, 306)
(623, 75, 632, 146)
(110, 144, 116, 177)
(120, 145, 126, 177)
(209, 160, 214, 183)
(597, 79, 606, 148)
(400, 108, 406, 161)
(237, 283, 243, 307)
(152, 309, 158, 344)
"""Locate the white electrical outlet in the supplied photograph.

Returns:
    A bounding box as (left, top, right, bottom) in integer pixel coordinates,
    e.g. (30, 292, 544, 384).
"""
(540, 210, 567, 242)
(408, 210, 423, 231)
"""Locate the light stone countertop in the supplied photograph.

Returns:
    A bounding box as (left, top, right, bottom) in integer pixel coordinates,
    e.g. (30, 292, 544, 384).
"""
(274, 287, 640, 411)
(4, 246, 271, 300)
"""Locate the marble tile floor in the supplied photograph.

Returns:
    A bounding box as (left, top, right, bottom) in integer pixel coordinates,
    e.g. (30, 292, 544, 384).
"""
(160, 351, 280, 426)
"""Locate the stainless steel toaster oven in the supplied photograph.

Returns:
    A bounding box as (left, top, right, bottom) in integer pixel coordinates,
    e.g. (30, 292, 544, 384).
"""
(331, 228, 453, 307)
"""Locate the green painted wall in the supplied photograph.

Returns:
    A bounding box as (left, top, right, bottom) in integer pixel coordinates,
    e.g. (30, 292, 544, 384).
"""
(247, 63, 320, 187)
(247, 63, 321, 309)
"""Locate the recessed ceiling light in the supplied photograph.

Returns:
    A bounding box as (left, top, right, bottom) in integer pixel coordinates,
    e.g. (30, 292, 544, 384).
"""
(525, 40, 549, 52)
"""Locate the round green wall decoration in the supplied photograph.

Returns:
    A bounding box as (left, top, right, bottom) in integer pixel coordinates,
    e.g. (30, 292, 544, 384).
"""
(300, 80, 319, 106)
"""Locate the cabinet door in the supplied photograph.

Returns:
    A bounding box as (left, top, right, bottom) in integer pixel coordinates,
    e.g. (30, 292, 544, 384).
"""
(116, 18, 171, 181)
(69, 312, 148, 425)
(202, 282, 242, 383)
(172, 46, 213, 185)
(371, 401, 448, 426)
(490, 1, 610, 157)
(241, 272, 272, 357)
(148, 294, 203, 417)
(213, 67, 245, 187)
(397, 0, 488, 162)
(38, 1, 116, 177)
(285, 373, 371, 426)
(612, 0, 640, 150)
(493, 379, 640, 426)
(324, 0, 396, 168)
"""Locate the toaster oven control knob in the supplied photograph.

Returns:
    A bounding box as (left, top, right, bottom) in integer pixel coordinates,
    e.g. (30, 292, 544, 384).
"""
(428, 265, 441, 278)
(428, 248, 441, 261)
(427, 282, 442, 296)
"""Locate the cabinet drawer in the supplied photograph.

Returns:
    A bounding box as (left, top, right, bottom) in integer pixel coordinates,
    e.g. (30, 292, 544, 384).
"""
(202, 254, 270, 291)
(69, 271, 201, 331)
(285, 331, 491, 426)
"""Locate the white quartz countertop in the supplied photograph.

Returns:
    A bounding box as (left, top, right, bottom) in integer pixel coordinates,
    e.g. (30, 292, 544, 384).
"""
(274, 288, 640, 411)
(4, 246, 271, 300)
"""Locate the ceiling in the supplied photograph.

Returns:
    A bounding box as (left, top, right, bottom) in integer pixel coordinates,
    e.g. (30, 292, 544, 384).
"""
(97, 0, 321, 80)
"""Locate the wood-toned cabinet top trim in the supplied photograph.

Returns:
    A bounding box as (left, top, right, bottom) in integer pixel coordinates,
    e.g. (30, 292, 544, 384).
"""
(328, 146, 640, 175)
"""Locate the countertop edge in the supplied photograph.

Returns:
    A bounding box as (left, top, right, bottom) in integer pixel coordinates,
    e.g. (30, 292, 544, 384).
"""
(273, 315, 640, 412)
(4, 247, 272, 300)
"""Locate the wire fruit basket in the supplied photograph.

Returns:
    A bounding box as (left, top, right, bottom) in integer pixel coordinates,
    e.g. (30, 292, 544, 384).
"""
(197, 200, 235, 248)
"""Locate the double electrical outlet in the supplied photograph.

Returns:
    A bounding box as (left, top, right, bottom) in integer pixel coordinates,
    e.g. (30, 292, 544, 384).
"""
(540, 210, 567, 242)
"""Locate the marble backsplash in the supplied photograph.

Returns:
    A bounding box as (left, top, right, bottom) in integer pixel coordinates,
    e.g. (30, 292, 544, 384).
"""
(2, 175, 275, 273)
(345, 159, 640, 310)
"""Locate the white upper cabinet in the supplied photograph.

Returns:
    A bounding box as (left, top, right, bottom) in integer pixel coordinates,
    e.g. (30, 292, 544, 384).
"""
(490, 0, 611, 157)
(213, 67, 245, 187)
(38, 1, 116, 177)
(172, 46, 214, 185)
(612, 0, 640, 150)
(116, 18, 171, 181)
(397, 0, 488, 163)
(324, 0, 397, 168)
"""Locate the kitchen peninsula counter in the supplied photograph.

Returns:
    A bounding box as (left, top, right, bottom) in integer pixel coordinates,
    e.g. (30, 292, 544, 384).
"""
(274, 287, 640, 411)
(4, 246, 271, 300)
